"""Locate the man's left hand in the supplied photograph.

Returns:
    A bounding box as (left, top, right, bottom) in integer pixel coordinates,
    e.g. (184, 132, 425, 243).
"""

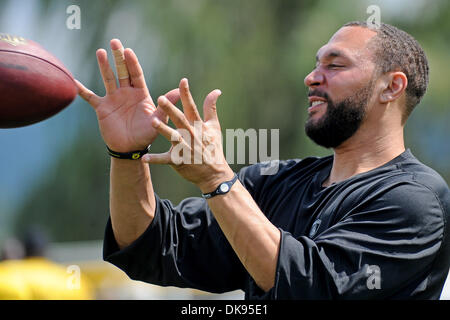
(141, 78, 235, 194)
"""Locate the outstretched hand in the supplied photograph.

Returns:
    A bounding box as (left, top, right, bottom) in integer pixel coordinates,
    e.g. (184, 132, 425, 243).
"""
(75, 39, 233, 192)
(141, 78, 234, 193)
(76, 39, 180, 152)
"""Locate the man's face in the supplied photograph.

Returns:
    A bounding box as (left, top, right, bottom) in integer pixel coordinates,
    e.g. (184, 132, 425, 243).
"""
(304, 26, 378, 148)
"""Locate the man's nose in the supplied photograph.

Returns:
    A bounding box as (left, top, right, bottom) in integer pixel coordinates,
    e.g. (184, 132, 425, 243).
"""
(304, 69, 324, 88)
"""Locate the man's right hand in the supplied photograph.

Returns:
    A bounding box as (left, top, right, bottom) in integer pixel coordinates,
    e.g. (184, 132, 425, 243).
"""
(75, 39, 180, 153)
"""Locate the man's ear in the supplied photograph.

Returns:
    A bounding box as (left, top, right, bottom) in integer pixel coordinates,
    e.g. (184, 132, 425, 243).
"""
(379, 71, 408, 104)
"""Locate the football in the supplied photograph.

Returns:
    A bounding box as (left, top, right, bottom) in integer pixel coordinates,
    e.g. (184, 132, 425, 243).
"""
(0, 33, 77, 128)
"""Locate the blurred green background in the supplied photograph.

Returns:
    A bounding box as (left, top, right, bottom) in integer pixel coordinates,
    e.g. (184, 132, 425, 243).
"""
(0, 0, 448, 255)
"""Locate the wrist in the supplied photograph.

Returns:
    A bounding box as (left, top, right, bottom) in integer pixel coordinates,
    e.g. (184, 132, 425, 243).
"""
(106, 144, 151, 160)
(198, 168, 236, 194)
(104, 135, 157, 154)
(201, 173, 238, 199)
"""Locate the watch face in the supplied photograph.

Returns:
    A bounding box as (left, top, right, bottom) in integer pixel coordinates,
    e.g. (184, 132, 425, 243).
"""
(219, 183, 230, 193)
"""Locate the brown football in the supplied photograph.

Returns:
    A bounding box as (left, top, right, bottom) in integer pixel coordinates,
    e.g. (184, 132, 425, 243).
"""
(0, 33, 77, 128)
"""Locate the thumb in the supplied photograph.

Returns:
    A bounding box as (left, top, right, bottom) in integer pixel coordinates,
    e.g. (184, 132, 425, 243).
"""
(203, 89, 222, 122)
(75, 79, 100, 109)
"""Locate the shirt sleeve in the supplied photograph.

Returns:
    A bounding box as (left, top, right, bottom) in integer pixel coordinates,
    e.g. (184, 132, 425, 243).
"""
(102, 162, 273, 293)
(103, 193, 246, 293)
(247, 181, 446, 299)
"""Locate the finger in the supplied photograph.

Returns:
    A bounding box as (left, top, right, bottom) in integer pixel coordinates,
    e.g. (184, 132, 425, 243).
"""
(110, 39, 131, 87)
(153, 106, 169, 124)
(179, 78, 202, 122)
(157, 95, 191, 130)
(203, 89, 222, 122)
(141, 152, 172, 164)
(153, 88, 181, 123)
(96, 49, 117, 94)
(75, 79, 101, 109)
(151, 117, 184, 144)
(165, 88, 181, 105)
(124, 48, 147, 90)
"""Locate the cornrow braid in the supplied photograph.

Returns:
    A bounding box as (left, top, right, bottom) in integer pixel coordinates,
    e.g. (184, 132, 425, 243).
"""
(343, 21, 429, 122)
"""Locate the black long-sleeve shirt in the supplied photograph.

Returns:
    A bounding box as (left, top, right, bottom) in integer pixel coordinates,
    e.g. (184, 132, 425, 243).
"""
(103, 149, 450, 299)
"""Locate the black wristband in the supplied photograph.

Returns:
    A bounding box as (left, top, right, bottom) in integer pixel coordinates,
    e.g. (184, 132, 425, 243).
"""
(201, 174, 238, 199)
(106, 145, 151, 160)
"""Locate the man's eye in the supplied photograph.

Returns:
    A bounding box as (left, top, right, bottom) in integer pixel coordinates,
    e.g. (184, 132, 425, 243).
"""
(328, 64, 343, 69)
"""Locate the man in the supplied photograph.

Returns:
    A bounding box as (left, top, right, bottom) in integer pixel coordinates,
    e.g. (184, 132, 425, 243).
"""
(76, 21, 449, 299)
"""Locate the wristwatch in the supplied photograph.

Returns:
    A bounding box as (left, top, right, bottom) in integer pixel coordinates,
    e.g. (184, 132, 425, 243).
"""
(201, 174, 238, 199)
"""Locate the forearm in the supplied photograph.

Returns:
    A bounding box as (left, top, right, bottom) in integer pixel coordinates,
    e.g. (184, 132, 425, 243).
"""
(110, 158, 155, 249)
(205, 181, 281, 292)
(141, 78, 281, 291)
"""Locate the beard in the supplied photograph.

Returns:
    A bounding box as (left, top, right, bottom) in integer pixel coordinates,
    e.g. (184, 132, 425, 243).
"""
(305, 82, 374, 149)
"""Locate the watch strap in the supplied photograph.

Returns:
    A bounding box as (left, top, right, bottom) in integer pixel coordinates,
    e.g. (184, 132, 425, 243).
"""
(202, 174, 238, 199)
